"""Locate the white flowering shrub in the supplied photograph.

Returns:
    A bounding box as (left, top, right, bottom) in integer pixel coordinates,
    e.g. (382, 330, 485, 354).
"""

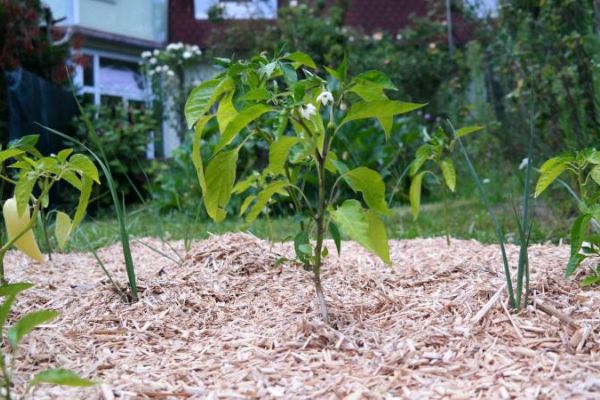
(140, 42, 203, 82)
(141, 42, 204, 137)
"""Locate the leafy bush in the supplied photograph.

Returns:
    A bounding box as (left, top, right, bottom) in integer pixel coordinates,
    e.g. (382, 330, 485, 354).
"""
(72, 102, 156, 206)
(185, 52, 424, 322)
(149, 139, 202, 213)
(208, 0, 348, 67)
(347, 18, 468, 109)
(470, 0, 600, 159)
(535, 148, 600, 286)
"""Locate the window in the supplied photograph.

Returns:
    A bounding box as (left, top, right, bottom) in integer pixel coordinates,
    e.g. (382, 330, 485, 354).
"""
(194, 0, 277, 20)
(74, 49, 158, 158)
(74, 49, 146, 105)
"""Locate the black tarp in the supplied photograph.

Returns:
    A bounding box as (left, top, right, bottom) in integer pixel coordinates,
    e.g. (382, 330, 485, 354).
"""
(5, 68, 77, 153)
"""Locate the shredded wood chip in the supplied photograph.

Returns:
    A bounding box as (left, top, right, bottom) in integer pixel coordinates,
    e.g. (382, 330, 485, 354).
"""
(3, 233, 599, 399)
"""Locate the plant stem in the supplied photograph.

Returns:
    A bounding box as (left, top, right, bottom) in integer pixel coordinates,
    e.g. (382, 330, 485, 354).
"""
(515, 89, 535, 309)
(311, 122, 333, 323)
(443, 185, 451, 246)
(313, 152, 328, 323)
(0, 351, 10, 400)
(39, 208, 52, 261)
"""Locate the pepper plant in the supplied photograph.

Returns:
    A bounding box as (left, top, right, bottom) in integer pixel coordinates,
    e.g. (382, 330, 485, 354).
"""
(408, 125, 482, 245)
(0, 135, 98, 283)
(185, 52, 424, 321)
(535, 148, 600, 286)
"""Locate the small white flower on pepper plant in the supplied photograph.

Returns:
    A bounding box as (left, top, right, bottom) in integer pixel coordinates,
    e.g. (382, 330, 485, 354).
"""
(141, 51, 151, 58)
(299, 104, 317, 120)
(316, 91, 334, 106)
(183, 51, 192, 59)
(149, 57, 157, 65)
(518, 158, 529, 170)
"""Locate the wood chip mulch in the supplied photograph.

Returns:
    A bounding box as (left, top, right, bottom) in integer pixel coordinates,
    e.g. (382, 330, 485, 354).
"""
(3, 233, 599, 399)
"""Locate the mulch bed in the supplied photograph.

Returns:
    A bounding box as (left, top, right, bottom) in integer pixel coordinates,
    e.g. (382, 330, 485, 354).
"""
(4, 233, 600, 399)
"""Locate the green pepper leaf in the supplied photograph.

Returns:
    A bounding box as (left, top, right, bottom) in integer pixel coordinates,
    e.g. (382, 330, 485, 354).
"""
(15, 172, 37, 217)
(440, 158, 456, 192)
(535, 155, 573, 197)
(54, 211, 72, 250)
(192, 115, 214, 195)
(284, 51, 317, 69)
(339, 100, 425, 140)
(266, 136, 299, 176)
(69, 154, 100, 184)
(455, 126, 484, 138)
(329, 222, 341, 256)
(217, 91, 238, 132)
(294, 230, 312, 264)
(215, 104, 272, 153)
(409, 171, 426, 220)
(203, 149, 239, 223)
(29, 369, 96, 387)
(566, 213, 593, 276)
(331, 200, 390, 264)
(246, 181, 289, 223)
(8, 310, 59, 349)
(185, 77, 234, 129)
(343, 167, 391, 215)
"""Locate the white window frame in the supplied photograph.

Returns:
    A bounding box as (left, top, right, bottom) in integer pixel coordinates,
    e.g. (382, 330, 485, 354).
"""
(194, 0, 278, 20)
(74, 48, 145, 105)
(73, 48, 157, 158)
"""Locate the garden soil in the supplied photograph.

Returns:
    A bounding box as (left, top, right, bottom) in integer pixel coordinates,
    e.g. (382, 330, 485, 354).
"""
(5, 233, 600, 399)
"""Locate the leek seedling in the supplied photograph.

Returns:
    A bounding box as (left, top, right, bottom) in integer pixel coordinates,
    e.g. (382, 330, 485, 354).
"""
(450, 115, 534, 310)
(40, 119, 139, 302)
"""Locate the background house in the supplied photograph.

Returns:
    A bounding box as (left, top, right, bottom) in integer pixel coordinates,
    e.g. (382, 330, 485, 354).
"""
(44, 0, 167, 106)
(40, 0, 494, 157)
(169, 0, 477, 45)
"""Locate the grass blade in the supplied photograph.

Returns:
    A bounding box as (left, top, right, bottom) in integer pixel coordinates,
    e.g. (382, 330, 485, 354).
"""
(448, 120, 516, 308)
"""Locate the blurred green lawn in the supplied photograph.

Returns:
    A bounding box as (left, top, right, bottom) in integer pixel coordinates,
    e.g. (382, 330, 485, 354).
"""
(58, 198, 571, 253)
